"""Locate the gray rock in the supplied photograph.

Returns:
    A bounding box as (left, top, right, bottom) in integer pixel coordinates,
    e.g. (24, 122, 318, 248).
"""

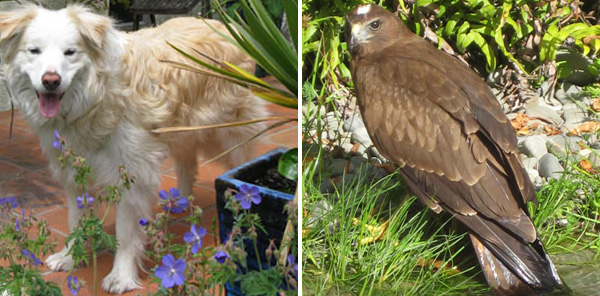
(351, 127, 372, 146)
(324, 116, 340, 131)
(325, 128, 341, 142)
(546, 135, 581, 158)
(556, 218, 568, 227)
(538, 80, 552, 97)
(367, 146, 388, 163)
(562, 102, 587, 130)
(340, 142, 355, 154)
(343, 113, 365, 133)
(538, 153, 564, 180)
(351, 163, 372, 179)
(517, 136, 528, 147)
(525, 96, 562, 111)
(525, 105, 564, 126)
(319, 179, 336, 194)
(348, 155, 367, 174)
(306, 200, 334, 228)
(587, 134, 600, 149)
(339, 173, 358, 188)
(354, 143, 368, 158)
(506, 113, 518, 120)
(555, 83, 583, 104)
(525, 168, 540, 184)
(520, 135, 548, 159)
(491, 86, 503, 98)
(324, 112, 340, 127)
(327, 158, 348, 177)
(587, 150, 600, 169)
(579, 148, 592, 157)
(302, 103, 326, 117)
(373, 167, 388, 180)
(487, 69, 503, 85)
(349, 155, 366, 166)
(522, 157, 538, 170)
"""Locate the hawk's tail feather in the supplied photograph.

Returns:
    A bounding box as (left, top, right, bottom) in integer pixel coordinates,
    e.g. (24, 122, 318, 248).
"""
(457, 216, 564, 295)
(470, 234, 532, 295)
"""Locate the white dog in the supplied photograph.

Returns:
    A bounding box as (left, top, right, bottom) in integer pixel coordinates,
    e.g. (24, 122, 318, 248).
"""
(0, 5, 266, 293)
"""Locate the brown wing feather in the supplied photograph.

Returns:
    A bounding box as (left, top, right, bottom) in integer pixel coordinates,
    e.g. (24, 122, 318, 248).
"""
(354, 48, 534, 232)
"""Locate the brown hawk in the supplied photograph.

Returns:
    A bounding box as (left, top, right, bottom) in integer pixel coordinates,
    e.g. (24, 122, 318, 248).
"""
(346, 4, 564, 295)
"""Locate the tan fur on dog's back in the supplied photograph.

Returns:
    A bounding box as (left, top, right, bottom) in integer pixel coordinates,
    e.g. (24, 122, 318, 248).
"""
(120, 17, 266, 166)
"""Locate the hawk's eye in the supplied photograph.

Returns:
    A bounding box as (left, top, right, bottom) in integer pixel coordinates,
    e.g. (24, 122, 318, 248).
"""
(369, 20, 381, 31)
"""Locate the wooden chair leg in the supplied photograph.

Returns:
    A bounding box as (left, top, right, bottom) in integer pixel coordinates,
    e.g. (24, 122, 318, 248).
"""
(133, 14, 140, 31)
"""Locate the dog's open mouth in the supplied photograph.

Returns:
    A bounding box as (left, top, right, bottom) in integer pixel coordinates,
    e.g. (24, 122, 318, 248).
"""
(36, 92, 64, 118)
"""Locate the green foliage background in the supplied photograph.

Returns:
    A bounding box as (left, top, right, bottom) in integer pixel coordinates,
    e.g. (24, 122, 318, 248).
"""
(303, 0, 600, 94)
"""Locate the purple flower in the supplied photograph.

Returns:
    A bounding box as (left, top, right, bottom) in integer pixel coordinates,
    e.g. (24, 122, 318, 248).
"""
(67, 275, 81, 295)
(155, 254, 186, 289)
(15, 209, 25, 232)
(183, 224, 206, 254)
(0, 196, 18, 209)
(235, 184, 261, 210)
(287, 255, 298, 276)
(159, 188, 189, 214)
(139, 218, 149, 226)
(214, 250, 230, 264)
(76, 193, 94, 209)
(21, 249, 41, 266)
(52, 129, 62, 150)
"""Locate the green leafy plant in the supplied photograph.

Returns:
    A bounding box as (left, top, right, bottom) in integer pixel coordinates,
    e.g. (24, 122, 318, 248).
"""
(53, 130, 132, 295)
(0, 198, 61, 296)
(303, 0, 600, 101)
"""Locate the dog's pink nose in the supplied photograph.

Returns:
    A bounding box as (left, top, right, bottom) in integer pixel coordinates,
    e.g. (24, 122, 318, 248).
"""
(42, 72, 61, 91)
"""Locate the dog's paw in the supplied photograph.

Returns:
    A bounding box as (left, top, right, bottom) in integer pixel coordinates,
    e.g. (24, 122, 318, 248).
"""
(45, 249, 74, 271)
(102, 269, 141, 294)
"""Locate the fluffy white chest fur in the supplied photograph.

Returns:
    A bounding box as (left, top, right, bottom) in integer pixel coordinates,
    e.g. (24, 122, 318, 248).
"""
(0, 5, 266, 293)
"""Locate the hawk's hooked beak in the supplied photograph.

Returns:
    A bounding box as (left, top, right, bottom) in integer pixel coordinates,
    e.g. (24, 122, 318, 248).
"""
(347, 23, 367, 53)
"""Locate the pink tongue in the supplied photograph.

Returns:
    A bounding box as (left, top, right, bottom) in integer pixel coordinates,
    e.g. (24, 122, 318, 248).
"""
(38, 93, 61, 118)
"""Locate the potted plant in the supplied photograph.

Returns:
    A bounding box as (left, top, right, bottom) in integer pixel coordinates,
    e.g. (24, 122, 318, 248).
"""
(215, 148, 297, 295)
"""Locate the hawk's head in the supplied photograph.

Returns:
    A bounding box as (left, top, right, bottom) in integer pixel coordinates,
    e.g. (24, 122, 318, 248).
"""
(345, 4, 407, 56)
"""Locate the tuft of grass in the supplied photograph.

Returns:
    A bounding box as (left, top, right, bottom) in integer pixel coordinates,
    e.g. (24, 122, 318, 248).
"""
(302, 149, 490, 295)
(530, 155, 600, 255)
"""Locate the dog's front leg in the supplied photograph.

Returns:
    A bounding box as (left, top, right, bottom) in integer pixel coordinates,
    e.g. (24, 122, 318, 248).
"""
(45, 187, 82, 271)
(102, 184, 152, 293)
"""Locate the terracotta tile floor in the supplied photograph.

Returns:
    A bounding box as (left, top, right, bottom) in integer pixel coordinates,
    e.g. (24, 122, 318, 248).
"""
(0, 99, 297, 295)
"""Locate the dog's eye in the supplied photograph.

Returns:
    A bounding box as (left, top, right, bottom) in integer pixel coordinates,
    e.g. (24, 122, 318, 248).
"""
(28, 47, 41, 55)
(64, 49, 77, 56)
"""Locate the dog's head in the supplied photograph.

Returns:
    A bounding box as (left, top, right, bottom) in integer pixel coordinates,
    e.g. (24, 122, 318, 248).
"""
(0, 5, 114, 119)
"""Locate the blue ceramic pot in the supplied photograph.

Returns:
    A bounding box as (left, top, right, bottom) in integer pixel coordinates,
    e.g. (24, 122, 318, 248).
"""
(215, 148, 295, 296)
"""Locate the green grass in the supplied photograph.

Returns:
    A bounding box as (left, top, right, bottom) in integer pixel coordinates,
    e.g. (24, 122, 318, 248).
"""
(302, 113, 600, 295)
(530, 158, 600, 254)
(302, 146, 489, 295)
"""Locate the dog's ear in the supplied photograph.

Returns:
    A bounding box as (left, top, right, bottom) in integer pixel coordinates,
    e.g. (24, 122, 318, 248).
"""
(0, 7, 37, 43)
(66, 5, 112, 50)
